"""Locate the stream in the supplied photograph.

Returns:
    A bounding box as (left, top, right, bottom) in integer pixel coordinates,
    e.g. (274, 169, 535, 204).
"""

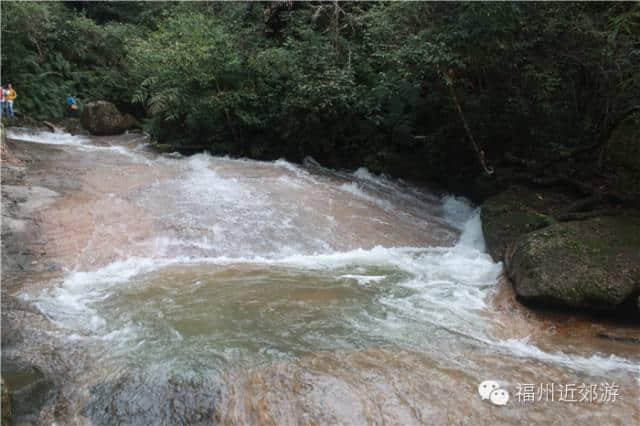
(3, 128, 639, 425)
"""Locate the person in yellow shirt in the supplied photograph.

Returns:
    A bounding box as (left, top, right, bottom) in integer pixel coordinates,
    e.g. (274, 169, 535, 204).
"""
(5, 83, 17, 118)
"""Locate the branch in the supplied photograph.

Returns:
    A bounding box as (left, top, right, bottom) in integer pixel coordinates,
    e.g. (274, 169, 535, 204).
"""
(445, 78, 494, 176)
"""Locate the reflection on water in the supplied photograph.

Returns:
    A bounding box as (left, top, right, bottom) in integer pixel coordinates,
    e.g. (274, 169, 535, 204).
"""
(8, 129, 639, 425)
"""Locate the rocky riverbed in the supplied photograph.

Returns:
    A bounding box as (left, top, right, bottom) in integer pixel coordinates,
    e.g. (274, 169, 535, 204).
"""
(1, 127, 639, 425)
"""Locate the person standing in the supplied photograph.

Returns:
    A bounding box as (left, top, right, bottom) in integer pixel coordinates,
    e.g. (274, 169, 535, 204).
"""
(0, 86, 5, 118)
(5, 84, 17, 118)
(66, 95, 78, 117)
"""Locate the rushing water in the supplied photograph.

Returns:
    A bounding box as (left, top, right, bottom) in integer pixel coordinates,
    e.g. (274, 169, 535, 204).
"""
(6, 129, 640, 425)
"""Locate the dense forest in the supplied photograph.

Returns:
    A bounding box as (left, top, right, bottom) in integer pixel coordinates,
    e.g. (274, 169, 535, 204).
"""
(2, 1, 639, 194)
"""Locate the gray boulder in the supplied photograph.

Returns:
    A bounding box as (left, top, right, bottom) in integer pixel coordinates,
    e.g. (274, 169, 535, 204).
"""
(506, 216, 640, 316)
(480, 186, 565, 261)
(80, 101, 140, 135)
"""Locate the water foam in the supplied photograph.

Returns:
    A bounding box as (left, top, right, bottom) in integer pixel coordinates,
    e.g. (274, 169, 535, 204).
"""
(5, 128, 151, 165)
(494, 338, 639, 375)
(30, 198, 489, 336)
(6, 128, 90, 146)
(23, 149, 638, 377)
(338, 182, 394, 210)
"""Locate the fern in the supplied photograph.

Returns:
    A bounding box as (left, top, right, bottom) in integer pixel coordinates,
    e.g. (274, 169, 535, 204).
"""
(147, 88, 178, 116)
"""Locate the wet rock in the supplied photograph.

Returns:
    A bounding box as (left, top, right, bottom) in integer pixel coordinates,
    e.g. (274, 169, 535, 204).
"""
(506, 216, 640, 317)
(1, 294, 68, 424)
(596, 333, 640, 345)
(2, 364, 56, 424)
(60, 117, 88, 136)
(153, 143, 174, 153)
(2, 180, 61, 289)
(83, 374, 222, 425)
(481, 186, 568, 261)
(1, 376, 12, 426)
(2, 185, 60, 215)
(1, 123, 17, 165)
(80, 101, 139, 135)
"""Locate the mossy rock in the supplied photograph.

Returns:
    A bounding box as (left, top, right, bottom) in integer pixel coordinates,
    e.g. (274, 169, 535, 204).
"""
(80, 101, 139, 135)
(481, 185, 568, 261)
(506, 216, 640, 318)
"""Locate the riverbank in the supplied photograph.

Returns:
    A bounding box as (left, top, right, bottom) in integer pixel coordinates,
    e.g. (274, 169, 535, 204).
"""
(1, 131, 79, 424)
(1, 128, 163, 424)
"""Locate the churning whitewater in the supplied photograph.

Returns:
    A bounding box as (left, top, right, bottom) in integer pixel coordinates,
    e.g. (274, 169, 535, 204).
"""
(8, 129, 639, 424)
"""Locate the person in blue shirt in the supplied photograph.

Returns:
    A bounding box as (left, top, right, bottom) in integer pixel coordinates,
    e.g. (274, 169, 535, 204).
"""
(66, 95, 78, 117)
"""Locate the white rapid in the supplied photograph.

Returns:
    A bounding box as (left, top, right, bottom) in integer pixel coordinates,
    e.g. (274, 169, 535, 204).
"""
(8, 129, 639, 425)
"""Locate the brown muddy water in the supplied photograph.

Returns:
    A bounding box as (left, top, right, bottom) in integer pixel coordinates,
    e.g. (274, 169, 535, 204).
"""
(1, 128, 639, 425)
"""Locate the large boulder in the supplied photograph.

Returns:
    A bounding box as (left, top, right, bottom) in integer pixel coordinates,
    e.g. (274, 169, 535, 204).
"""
(506, 216, 640, 316)
(481, 186, 568, 261)
(80, 101, 139, 135)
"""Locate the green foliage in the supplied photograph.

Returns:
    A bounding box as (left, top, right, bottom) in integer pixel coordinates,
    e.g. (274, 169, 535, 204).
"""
(1, 1, 143, 119)
(2, 1, 638, 190)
